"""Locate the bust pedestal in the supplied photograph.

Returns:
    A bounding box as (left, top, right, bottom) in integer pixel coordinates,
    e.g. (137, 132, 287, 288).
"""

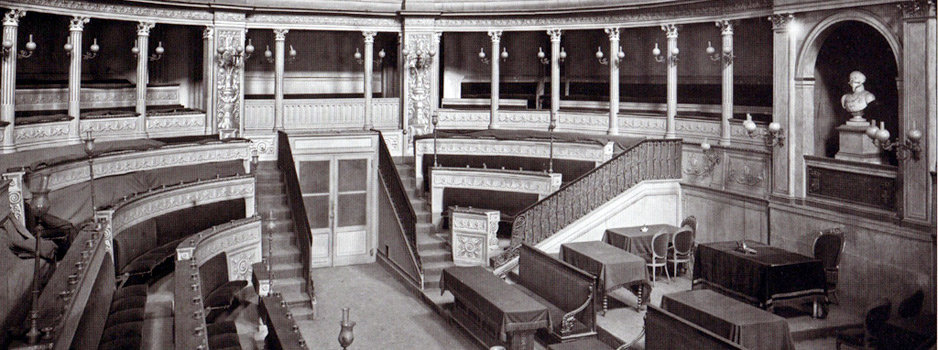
(835, 122, 882, 164)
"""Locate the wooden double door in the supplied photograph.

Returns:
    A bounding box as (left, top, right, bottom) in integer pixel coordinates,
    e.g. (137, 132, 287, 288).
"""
(296, 154, 373, 267)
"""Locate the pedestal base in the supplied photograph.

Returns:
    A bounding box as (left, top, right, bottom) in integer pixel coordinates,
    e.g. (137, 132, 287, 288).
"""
(835, 124, 882, 164)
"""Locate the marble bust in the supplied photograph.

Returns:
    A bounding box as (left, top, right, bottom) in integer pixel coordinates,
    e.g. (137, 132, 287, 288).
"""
(841, 71, 876, 121)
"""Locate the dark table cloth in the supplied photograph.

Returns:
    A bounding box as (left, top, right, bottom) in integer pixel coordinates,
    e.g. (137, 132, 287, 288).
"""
(603, 224, 679, 261)
(661, 289, 796, 350)
(692, 240, 826, 308)
(440, 266, 549, 334)
(559, 241, 651, 304)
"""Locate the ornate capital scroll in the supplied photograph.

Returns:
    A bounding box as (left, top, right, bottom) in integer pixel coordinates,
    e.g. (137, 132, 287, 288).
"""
(69, 16, 89, 31)
(362, 30, 376, 44)
(137, 21, 155, 36)
(203, 26, 214, 39)
(898, 0, 936, 17)
(487, 30, 502, 43)
(768, 13, 794, 32)
(274, 28, 289, 41)
(716, 20, 734, 36)
(661, 24, 679, 38)
(604, 27, 620, 41)
(547, 28, 562, 42)
(3, 9, 25, 27)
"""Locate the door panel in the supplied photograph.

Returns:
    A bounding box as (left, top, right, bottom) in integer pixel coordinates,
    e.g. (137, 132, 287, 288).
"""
(296, 155, 372, 267)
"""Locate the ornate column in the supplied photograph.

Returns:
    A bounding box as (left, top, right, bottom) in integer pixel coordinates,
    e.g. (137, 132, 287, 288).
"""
(1, 9, 24, 153)
(899, 1, 936, 224)
(203, 27, 216, 134)
(717, 20, 734, 146)
(213, 13, 246, 139)
(769, 14, 794, 198)
(662, 24, 679, 139)
(488, 30, 502, 129)
(605, 27, 620, 135)
(401, 18, 437, 139)
(274, 29, 288, 131)
(548, 29, 562, 128)
(362, 31, 376, 130)
(136, 22, 154, 138)
(68, 16, 89, 143)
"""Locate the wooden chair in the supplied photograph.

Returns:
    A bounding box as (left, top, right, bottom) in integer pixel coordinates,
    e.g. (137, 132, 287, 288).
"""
(648, 231, 671, 283)
(668, 226, 695, 277)
(836, 299, 891, 350)
(813, 227, 845, 304)
(680, 215, 697, 234)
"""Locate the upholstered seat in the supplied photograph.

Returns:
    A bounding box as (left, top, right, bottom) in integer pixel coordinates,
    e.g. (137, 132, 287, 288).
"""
(99, 320, 143, 344)
(109, 296, 147, 314)
(98, 334, 142, 350)
(104, 307, 145, 329)
(111, 284, 149, 302)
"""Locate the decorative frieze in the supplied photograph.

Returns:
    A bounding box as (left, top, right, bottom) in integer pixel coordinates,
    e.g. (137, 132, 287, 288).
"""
(15, 85, 180, 111)
(15, 121, 69, 147)
(80, 117, 137, 134)
(247, 13, 399, 29)
(429, 167, 561, 227)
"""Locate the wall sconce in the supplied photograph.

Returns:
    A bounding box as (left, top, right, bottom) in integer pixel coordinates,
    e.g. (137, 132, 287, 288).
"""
(537, 46, 565, 65)
(243, 38, 255, 59)
(216, 36, 247, 68)
(479, 47, 508, 65)
(742, 114, 785, 147)
(595, 45, 624, 66)
(2, 34, 36, 59)
(401, 47, 435, 69)
(865, 120, 922, 161)
(131, 41, 164, 61)
(354, 48, 385, 66)
(262, 44, 297, 64)
(684, 138, 721, 177)
(652, 42, 679, 66)
(706, 41, 733, 65)
(65, 38, 99, 60)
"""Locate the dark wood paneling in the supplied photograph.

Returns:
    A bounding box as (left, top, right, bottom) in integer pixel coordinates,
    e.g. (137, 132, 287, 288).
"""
(807, 165, 897, 211)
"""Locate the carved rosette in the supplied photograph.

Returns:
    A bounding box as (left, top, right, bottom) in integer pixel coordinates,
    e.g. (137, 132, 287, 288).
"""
(456, 236, 483, 260)
(215, 29, 245, 138)
(228, 250, 257, 281)
(403, 33, 434, 137)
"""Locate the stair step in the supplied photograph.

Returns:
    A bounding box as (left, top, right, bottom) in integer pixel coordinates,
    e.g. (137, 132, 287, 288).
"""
(256, 161, 279, 170)
(280, 290, 311, 306)
(290, 306, 315, 321)
(423, 260, 456, 272)
(422, 287, 455, 307)
(272, 263, 304, 278)
(257, 184, 287, 194)
(418, 249, 450, 263)
(258, 196, 289, 205)
(270, 250, 301, 265)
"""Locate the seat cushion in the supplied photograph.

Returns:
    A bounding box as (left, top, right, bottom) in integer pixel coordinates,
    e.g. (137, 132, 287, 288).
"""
(205, 280, 249, 310)
(110, 296, 148, 314)
(99, 320, 143, 344)
(105, 308, 145, 328)
(98, 335, 142, 350)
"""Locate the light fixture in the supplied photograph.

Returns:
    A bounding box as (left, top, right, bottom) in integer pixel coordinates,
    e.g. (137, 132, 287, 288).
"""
(537, 46, 566, 65)
(865, 120, 922, 161)
(243, 38, 255, 59)
(216, 36, 247, 68)
(83, 131, 97, 211)
(65, 37, 99, 60)
(742, 114, 785, 147)
(2, 34, 36, 59)
(595, 45, 624, 66)
(338, 307, 356, 350)
(288, 45, 297, 63)
(25, 173, 51, 344)
(264, 45, 273, 63)
(131, 40, 164, 61)
(652, 42, 679, 65)
(706, 40, 733, 64)
(401, 46, 436, 69)
(684, 138, 721, 176)
(354, 47, 384, 66)
(479, 47, 508, 65)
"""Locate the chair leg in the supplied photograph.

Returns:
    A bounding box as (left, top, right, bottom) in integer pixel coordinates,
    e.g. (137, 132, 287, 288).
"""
(664, 261, 671, 283)
(674, 260, 679, 277)
(651, 265, 656, 282)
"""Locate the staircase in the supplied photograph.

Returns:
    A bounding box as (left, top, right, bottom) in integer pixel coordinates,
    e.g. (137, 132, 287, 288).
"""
(255, 161, 315, 321)
(392, 157, 455, 306)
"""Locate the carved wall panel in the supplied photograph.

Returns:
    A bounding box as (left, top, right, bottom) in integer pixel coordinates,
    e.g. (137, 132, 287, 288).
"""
(146, 113, 206, 138)
(1, 171, 24, 226)
(403, 33, 434, 137)
(14, 120, 70, 150)
(215, 28, 246, 138)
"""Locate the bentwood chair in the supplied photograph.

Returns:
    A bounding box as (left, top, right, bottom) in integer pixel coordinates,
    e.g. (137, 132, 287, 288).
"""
(836, 298, 892, 350)
(648, 231, 671, 283)
(813, 227, 846, 304)
(668, 226, 695, 277)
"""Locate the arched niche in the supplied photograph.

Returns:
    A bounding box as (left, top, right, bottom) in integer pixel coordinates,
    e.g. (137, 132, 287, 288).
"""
(796, 11, 902, 165)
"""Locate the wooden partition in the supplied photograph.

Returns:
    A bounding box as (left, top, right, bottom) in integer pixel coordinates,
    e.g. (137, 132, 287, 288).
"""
(429, 167, 561, 227)
(243, 97, 400, 132)
(95, 175, 256, 266)
(174, 216, 263, 350)
(415, 137, 612, 192)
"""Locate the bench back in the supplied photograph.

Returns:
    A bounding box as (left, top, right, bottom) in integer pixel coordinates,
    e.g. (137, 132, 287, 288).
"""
(517, 244, 596, 330)
(645, 305, 744, 350)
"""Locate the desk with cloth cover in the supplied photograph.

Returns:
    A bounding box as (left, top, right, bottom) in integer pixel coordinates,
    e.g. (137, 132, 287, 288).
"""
(602, 224, 679, 261)
(692, 240, 827, 313)
(661, 289, 796, 350)
(440, 266, 549, 350)
(559, 241, 651, 314)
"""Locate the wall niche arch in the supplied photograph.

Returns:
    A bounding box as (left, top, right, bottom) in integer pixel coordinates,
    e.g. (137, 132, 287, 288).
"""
(810, 20, 900, 165)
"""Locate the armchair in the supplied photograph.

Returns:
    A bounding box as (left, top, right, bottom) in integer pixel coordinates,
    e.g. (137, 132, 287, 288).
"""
(813, 227, 845, 304)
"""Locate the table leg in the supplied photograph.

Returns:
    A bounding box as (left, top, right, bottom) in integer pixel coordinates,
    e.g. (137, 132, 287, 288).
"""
(508, 330, 535, 350)
(638, 285, 645, 311)
(603, 294, 608, 316)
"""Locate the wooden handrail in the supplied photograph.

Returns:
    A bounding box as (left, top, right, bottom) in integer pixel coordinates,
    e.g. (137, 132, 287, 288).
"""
(377, 132, 423, 278)
(276, 131, 315, 306)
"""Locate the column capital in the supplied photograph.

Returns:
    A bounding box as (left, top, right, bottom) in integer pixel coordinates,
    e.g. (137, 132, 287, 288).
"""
(433, 31, 442, 44)
(547, 28, 562, 42)
(661, 24, 679, 38)
(203, 26, 214, 39)
(69, 16, 89, 31)
(604, 27, 620, 41)
(898, 0, 936, 18)
(487, 30, 502, 43)
(137, 22, 155, 36)
(3, 9, 25, 27)
(274, 28, 290, 41)
(362, 31, 376, 43)
(768, 13, 794, 32)
(716, 20, 735, 36)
